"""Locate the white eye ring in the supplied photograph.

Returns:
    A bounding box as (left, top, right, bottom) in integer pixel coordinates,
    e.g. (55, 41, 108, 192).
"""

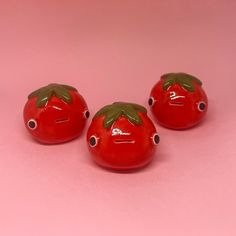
(148, 97, 156, 107)
(197, 101, 207, 112)
(152, 133, 160, 145)
(83, 110, 90, 119)
(89, 135, 99, 147)
(27, 119, 38, 130)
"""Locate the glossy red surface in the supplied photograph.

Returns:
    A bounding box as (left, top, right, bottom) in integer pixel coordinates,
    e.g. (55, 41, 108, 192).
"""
(87, 110, 159, 171)
(149, 76, 208, 129)
(23, 89, 89, 144)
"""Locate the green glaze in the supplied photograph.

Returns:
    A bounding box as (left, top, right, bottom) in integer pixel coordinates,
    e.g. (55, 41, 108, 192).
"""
(94, 102, 147, 129)
(28, 83, 77, 108)
(161, 73, 202, 92)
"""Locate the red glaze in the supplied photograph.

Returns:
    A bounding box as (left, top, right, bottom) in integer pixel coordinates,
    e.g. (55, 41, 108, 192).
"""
(87, 102, 159, 171)
(24, 84, 89, 144)
(149, 73, 208, 130)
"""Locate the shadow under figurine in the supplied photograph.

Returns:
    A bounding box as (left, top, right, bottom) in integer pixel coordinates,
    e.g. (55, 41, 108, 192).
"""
(23, 83, 89, 144)
(87, 102, 160, 171)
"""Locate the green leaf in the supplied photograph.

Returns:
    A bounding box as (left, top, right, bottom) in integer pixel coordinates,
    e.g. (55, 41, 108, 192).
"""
(36, 90, 53, 107)
(94, 102, 146, 129)
(163, 80, 174, 90)
(27, 83, 77, 108)
(126, 103, 147, 113)
(161, 72, 202, 91)
(104, 110, 122, 128)
(123, 106, 142, 125)
(177, 77, 193, 92)
(28, 86, 47, 99)
(54, 87, 72, 103)
(94, 105, 112, 117)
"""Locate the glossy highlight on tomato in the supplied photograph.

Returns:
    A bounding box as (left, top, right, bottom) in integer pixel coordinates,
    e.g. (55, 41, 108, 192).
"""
(87, 102, 160, 171)
(23, 83, 89, 144)
(149, 73, 208, 130)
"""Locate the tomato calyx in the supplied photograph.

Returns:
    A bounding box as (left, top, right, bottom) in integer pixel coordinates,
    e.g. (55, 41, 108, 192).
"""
(161, 73, 202, 92)
(94, 102, 147, 128)
(28, 84, 78, 108)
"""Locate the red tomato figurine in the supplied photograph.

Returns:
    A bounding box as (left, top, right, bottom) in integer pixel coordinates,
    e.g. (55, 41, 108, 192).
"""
(149, 73, 208, 130)
(23, 83, 89, 144)
(87, 102, 160, 171)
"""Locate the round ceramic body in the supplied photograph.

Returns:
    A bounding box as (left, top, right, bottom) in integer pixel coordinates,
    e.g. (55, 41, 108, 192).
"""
(149, 73, 208, 130)
(87, 102, 159, 171)
(24, 84, 89, 144)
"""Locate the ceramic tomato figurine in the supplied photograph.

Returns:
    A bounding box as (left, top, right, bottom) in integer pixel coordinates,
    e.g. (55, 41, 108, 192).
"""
(24, 83, 89, 144)
(148, 73, 208, 130)
(87, 102, 160, 171)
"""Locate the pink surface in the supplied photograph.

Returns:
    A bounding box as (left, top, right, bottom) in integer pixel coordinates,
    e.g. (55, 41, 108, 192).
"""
(0, 0, 236, 235)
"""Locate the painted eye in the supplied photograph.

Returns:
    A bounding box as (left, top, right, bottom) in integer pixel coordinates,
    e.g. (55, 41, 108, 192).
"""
(89, 135, 99, 147)
(148, 97, 155, 107)
(84, 110, 90, 119)
(198, 101, 206, 112)
(27, 119, 37, 130)
(152, 133, 160, 145)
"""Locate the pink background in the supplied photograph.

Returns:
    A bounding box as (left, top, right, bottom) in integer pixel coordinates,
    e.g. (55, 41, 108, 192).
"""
(0, 0, 236, 235)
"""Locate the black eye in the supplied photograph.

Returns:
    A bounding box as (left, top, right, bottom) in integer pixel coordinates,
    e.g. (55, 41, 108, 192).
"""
(198, 102, 206, 112)
(152, 133, 160, 145)
(148, 97, 155, 107)
(84, 110, 90, 119)
(89, 135, 98, 147)
(27, 119, 37, 130)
